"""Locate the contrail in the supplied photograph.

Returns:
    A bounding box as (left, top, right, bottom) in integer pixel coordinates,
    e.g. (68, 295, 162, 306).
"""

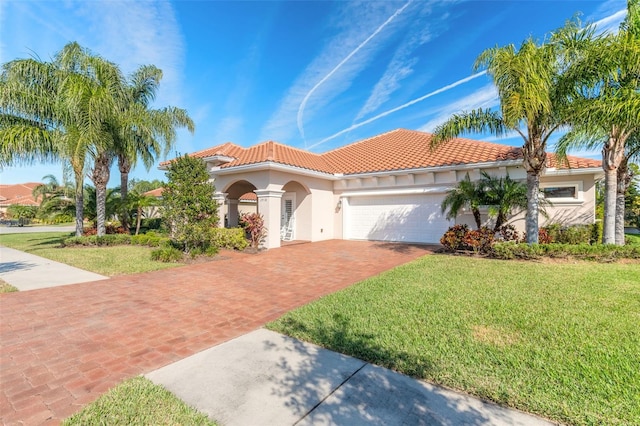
(308, 70, 487, 150)
(297, 0, 413, 144)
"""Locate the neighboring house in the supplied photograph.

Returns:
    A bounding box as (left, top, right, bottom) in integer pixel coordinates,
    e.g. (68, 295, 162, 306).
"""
(162, 128, 602, 249)
(0, 182, 41, 216)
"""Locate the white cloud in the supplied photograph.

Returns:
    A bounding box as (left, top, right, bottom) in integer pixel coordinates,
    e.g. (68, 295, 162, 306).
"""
(309, 71, 487, 149)
(260, 1, 413, 145)
(419, 83, 499, 132)
(593, 9, 627, 34)
(355, 19, 436, 120)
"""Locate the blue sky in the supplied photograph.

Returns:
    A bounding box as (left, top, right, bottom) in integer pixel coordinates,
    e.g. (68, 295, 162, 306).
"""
(0, 0, 628, 186)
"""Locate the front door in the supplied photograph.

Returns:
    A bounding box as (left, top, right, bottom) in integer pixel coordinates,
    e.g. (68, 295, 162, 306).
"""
(281, 193, 295, 240)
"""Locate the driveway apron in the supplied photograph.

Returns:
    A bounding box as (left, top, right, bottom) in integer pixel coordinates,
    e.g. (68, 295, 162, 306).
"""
(0, 240, 433, 425)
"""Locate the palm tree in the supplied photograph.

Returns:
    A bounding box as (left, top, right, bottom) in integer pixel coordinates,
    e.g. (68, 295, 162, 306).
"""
(0, 42, 125, 236)
(432, 34, 567, 243)
(441, 173, 485, 229)
(113, 65, 194, 232)
(481, 171, 528, 231)
(126, 191, 160, 235)
(555, 6, 640, 245)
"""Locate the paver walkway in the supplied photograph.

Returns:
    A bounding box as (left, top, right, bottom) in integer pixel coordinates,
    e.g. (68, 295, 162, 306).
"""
(0, 240, 433, 425)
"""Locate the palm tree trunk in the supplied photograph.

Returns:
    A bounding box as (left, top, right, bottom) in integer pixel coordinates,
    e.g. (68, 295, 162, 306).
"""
(119, 154, 131, 232)
(615, 160, 630, 245)
(91, 152, 112, 237)
(74, 174, 84, 237)
(525, 171, 540, 244)
(602, 168, 617, 244)
(136, 206, 142, 235)
(472, 208, 482, 229)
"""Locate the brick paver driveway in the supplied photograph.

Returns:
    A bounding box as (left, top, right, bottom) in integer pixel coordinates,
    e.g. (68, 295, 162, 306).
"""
(0, 240, 433, 424)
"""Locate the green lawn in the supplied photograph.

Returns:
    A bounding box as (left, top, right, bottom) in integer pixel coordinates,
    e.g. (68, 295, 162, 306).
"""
(268, 255, 640, 425)
(63, 377, 215, 425)
(627, 233, 640, 245)
(0, 278, 18, 293)
(0, 232, 183, 276)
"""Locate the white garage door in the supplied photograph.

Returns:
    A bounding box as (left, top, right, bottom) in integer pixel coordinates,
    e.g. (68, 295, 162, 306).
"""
(345, 194, 451, 244)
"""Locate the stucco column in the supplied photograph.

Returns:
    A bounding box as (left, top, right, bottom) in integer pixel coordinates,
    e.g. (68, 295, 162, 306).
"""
(227, 199, 240, 227)
(213, 192, 228, 228)
(254, 189, 284, 249)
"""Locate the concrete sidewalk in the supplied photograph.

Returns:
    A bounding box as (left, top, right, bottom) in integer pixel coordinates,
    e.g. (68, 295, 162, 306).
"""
(0, 246, 107, 291)
(147, 329, 552, 426)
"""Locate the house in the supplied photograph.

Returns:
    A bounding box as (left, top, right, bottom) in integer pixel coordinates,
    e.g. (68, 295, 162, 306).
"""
(0, 182, 41, 217)
(142, 187, 257, 225)
(164, 128, 602, 249)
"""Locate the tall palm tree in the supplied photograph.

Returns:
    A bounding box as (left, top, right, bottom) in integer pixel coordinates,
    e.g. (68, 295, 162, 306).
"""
(441, 173, 485, 229)
(0, 42, 124, 236)
(432, 34, 567, 243)
(555, 5, 640, 245)
(114, 65, 194, 232)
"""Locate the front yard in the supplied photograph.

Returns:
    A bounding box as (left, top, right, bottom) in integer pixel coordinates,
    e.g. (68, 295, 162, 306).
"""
(268, 255, 639, 425)
(0, 232, 184, 276)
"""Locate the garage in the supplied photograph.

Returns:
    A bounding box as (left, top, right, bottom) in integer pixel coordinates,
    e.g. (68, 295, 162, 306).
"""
(344, 193, 451, 244)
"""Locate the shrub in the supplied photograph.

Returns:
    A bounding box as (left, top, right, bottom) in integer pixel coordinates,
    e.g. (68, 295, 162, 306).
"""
(140, 218, 162, 230)
(240, 213, 267, 249)
(463, 227, 494, 254)
(440, 224, 470, 252)
(130, 234, 169, 247)
(591, 221, 603, 244)
(151, 246, 183, 262)
(492, 242, 640, 261)
(210, 227, 249, 250)
(82, 225, 128, 237)
(546, 224, 593, 245)
(63, 234, 131, 246)
(497, 224, 520, 242)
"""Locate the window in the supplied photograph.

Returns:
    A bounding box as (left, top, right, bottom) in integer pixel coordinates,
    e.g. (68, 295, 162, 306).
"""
(542, 186, 576, 199)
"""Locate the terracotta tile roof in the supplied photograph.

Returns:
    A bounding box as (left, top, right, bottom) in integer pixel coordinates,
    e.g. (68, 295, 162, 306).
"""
(0, 183, 41, 207)
(143, 188, 164, 198)
(172, 129, 601, 176)
(239, 192, 257, 202)
(322, 129, 601, 173)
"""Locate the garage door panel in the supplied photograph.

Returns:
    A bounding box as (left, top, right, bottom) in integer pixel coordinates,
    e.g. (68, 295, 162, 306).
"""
(347, 194, 450, 244)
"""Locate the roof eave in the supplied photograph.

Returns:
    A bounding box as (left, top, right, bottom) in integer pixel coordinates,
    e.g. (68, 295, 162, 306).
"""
(212, 161, 339, 180)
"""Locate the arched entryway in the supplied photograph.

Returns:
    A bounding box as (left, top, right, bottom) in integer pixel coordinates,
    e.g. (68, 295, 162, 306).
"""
(281, 181, 311, 242)
(222, 180, 258, 227)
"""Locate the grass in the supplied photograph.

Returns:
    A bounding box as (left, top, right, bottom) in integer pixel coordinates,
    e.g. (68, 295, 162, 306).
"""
(268, 255, 640, 425)
(626, 233, 640, 245)
(63, 377, 216, 425)
(0, 278, 18, 293)
(0, 232, 184, 276)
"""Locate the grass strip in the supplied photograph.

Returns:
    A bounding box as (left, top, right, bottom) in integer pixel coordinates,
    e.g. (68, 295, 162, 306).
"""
(63, 377, 216, 425)
(268, 255, 640, 425)
(0, 232, 183, 276)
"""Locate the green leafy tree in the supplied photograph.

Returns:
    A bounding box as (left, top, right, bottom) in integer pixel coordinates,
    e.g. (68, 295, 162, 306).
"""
(481, 171, 528, 231)
(162, 155, 218, 254)
(113, 65, 194, 232)
(83, 185, 121, 230)
(0, 42, 124, 237)
(555, 6, 640, 245)
(126, 191, 160, 235)
(441, 174, 485, 229)
(33, 174, 75, 223)
(433, 31, 568, 243)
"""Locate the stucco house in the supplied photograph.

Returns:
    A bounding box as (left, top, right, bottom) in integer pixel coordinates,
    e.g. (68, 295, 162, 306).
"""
(166, 128, 602, 249)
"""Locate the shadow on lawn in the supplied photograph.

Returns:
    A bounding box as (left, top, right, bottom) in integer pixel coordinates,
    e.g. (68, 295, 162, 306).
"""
(267, 315, 518, 425)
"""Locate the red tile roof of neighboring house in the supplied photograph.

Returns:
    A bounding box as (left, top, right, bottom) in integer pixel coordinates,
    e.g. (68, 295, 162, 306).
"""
(143, 188, 164, 198)
(239, 192, 257, 202)
(165, 129, 601, 175)
(0, 183, 41, 207)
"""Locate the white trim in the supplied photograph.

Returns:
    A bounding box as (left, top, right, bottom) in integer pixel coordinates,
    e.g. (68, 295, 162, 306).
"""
(340, 186, 450, 198)
(254, 189, 285, 198)
(212, 162, 337, 180)
(540, 180, 583, 203)
(543, 167, 603, 177)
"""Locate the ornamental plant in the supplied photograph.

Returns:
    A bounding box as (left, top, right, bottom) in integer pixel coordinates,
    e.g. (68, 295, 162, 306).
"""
(239, 212, 267, 249)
